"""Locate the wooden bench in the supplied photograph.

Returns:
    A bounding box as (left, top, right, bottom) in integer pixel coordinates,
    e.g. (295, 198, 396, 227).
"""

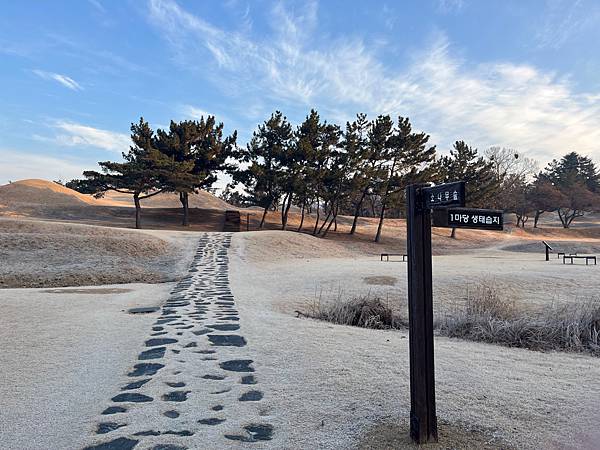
(557, 251, 576, 259)
(562, 255, 596, 265)
(381, 253, 408, 262)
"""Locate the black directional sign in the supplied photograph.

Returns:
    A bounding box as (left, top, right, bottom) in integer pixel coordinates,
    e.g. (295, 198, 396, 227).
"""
(423, 181, 465, 209)
(446, 208, 503, 230)
(405, 182, 503, 445)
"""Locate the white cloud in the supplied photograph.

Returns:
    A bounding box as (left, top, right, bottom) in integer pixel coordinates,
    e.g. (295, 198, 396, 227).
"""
(32, 69, 83, 91)
(147, 0, 600, 163)
(181, 105, 212, 120)
(35, 121, 131, 153)
(0, 149, 87, 185)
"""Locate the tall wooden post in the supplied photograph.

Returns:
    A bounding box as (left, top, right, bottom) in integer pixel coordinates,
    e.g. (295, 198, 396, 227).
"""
(406, 184, 438, 444)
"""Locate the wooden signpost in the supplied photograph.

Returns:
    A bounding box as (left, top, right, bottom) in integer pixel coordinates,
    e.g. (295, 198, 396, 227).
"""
(405, 181, 503, 444)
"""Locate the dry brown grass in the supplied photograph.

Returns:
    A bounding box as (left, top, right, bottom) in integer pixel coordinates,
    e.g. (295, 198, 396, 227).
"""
(303, 292, 406, 330)
(304, 280, 600, 355)
(437, 280, 600, 355)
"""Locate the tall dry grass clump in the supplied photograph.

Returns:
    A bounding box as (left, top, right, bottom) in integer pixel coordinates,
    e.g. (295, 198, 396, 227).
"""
(305, 293, 406, 330)
(438, 280, 600, 355)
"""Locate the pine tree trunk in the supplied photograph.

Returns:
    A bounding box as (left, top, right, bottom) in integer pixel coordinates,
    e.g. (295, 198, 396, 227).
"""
(282, 193, 293, 231)
(450, 227, 456, 239)
(260, 205, 269, 229)
(280, 193, 288, 229)
(134, 193, 142, 229)
(318, 210, 332, 235)
(312, 197, 320, 235)
(350, 189, 368, 235)
(334, 216, 337, 231)
(374, 202, 386, 242)
(298, 201, 306, 232)
(322, 206, 338, 238)
(179, 192, 190, 227)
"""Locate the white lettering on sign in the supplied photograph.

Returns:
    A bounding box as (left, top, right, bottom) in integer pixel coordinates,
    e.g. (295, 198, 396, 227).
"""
(449, 212, 501, 225)
(430, 190, 459, 204)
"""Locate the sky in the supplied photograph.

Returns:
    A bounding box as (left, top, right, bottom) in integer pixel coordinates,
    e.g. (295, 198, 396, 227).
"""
(1, 0, 600, 186)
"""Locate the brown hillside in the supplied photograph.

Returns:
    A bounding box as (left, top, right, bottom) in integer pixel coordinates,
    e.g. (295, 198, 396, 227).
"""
(0, 179, 235, 213)
(0, 179, 115, 208)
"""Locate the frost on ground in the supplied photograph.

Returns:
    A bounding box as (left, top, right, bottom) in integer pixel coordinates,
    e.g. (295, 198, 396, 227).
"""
(0, 218, 199, 288)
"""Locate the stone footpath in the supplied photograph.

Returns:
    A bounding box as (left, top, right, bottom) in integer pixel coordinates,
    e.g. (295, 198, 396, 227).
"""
(82, 233, 273, 450)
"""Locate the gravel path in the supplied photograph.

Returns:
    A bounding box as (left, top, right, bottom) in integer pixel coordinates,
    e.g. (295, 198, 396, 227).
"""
(81, 233, 274, 450)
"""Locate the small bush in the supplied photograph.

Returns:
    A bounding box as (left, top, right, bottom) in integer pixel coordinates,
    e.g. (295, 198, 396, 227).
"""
(304, 294, 406, 330)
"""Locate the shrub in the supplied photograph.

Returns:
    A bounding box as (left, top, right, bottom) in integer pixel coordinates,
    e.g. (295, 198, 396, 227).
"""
(304, 294, 406, 330)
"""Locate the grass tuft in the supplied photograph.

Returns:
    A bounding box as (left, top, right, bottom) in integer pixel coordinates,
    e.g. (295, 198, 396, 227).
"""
(303, 280, 600, 356)
(304, 293, 406, 330)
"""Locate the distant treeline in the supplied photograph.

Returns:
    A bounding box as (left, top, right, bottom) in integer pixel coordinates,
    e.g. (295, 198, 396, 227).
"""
(68, 110, 600, 234)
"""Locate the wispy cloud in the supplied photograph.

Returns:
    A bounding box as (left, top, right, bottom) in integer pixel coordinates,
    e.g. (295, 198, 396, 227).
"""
(146, 0, 600, 162)
(534, 0, 600, 50)
(436, 0, 465, 14)
(35, 120, 130, 153)
(182, 105, 212, 120)
(0, 148, 88, 184)
(32, 69, 82, 91)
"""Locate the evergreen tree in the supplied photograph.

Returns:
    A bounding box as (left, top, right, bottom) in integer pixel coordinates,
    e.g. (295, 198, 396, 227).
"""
(155, 117, 237, 226)
(67, 118, 174, 229)
(539, 152, 600, 228)
(232, 111, 293, 229)
(437, 141, 498, 237)
(374, 116, 436, 242)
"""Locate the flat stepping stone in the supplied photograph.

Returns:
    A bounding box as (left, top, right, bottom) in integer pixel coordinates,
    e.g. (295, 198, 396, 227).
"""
(112, 393, 153, 403)
(202, 374, 225, 380)
(96, 422, 126, 434)
(128, 306, 160, 314)
(102, 406, 127, 415)
(239, 390, 263, 402)
(241, 375, 257, 385)
(162, 391, 191, 402)
(207, 334, 247, 347)
(134, 430, 160, 436)
(198, 417, 225, 425)
(163, 410, 180, 419)
(183, 342, 197, 348)
(83, 437, 139, 450)
(166, 381, 186, 388)
(128, 363, 164, 377)
(220, 360, 254, 372)
(138, 347, 166, 360)
(121, 378, 151, 390)
(206, 324, 240, 331)
(150, 445, 187, 450)
(211, 405, 224, 411)
(224, 423, 273, 442)
(145, 338, 177, 347)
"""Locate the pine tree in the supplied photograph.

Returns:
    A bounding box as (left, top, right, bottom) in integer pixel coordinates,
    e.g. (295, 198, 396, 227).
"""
(155, 117, 237, 226)
(539, 152, 600, 228)
(374, 116, 436, 242)
(232, 111, 293, 229)
(437, 141, 498, 237)
(67, 118, 173, 229)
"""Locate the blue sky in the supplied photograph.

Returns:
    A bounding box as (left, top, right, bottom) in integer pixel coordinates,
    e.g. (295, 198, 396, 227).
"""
(1, 0, 600, 185)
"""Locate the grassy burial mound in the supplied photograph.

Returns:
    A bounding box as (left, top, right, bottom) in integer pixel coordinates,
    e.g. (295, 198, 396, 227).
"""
(0, 179, 233, 231)
(0, 218, 195, 288)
